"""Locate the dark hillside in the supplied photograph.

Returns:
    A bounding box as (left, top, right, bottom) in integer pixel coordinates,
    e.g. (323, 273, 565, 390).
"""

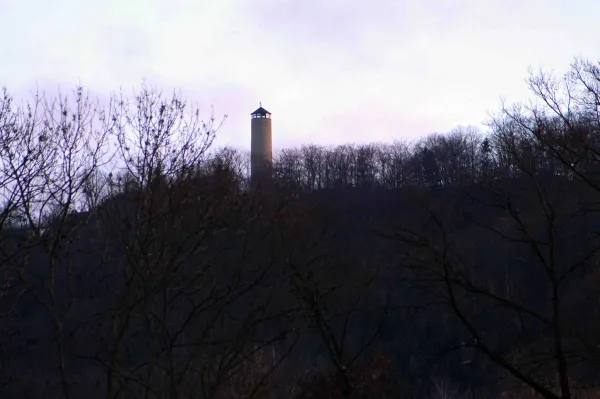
(2, 59, 600, 397)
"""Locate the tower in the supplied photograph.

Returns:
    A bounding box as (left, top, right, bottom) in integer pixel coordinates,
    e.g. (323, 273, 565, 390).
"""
(250, 103, 273, 184)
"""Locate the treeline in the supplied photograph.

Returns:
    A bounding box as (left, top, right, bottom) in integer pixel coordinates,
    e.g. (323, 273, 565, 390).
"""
(211, 120, 591, 194)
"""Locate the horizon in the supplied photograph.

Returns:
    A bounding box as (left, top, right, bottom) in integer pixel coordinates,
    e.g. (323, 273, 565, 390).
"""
(1, 0, 599, 152)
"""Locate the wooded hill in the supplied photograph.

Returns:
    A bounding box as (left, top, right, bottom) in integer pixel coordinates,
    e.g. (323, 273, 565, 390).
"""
(1, 58, 600, 398)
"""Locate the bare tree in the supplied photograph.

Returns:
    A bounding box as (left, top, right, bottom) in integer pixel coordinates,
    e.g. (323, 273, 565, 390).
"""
(269, 189, 395, 398)
(0, 85, 116, 398)
(63, 86, 307, 399)
(381, 118, 600, 399)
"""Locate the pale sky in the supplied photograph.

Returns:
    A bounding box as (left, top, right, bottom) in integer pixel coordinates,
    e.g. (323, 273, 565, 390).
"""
(1, 0, 598, 151)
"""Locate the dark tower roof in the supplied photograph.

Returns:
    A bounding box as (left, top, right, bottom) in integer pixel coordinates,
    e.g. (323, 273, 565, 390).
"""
(251, 105, 270, 116)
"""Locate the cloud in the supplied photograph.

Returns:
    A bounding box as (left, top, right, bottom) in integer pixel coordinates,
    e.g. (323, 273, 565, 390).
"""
(1, 0, 600, 151)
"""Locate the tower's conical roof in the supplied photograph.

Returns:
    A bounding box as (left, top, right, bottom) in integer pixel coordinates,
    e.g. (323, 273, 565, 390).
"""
(251, 105, 270, 116)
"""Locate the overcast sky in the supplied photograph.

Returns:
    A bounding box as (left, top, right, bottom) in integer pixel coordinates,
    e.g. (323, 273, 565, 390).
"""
(1, 0, 598, 151)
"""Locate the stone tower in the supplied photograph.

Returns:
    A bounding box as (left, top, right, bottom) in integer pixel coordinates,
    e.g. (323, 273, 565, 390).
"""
(250, 103, 273, 184)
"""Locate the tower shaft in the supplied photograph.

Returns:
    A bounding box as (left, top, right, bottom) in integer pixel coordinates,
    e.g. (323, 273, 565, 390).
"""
(250, 105, 272, 185)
